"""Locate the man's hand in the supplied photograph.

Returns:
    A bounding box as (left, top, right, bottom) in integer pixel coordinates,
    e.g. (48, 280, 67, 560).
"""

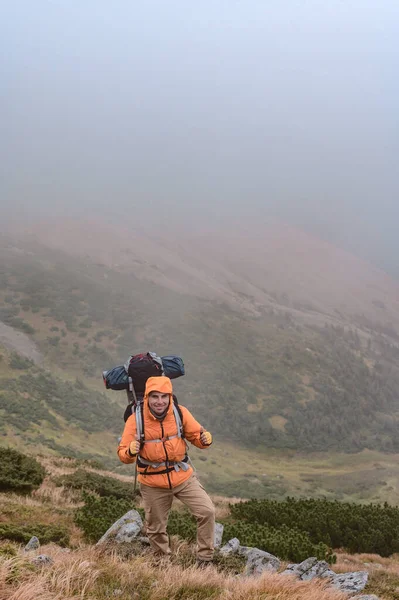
(129, 435, 141, 457)
(200, 427, 212, 446)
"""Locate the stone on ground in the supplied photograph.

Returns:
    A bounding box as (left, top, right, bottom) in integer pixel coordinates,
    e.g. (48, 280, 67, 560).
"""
(31, 554, 53, 566)
(214, 522, 224, 548)
(219, 538, 240, 555)
(282, 557, 330, 579)
(240, 548, 281, 575)
(331, 571, 368, 594)
(96, 510, 143, 545)
(24, 536, 40, 552)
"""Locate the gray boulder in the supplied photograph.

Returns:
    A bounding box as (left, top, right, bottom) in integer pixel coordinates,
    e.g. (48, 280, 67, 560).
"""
(219, 537, 240, 555)
(281, 557, 334, 580)
(24, 536, 40, 552)
(96, 509, 143, 545)
(241, 548, 280, 576)
(331, 571, 368, 594)
(31, 554, 53, 566)
(351, 596, 379, 600)
(214, 522, 224, 548)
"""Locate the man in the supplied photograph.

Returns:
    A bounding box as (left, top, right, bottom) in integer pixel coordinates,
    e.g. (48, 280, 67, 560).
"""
(117, 375, 215, 565)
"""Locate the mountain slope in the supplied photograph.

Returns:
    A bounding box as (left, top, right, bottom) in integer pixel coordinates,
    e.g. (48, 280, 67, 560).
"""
(1, 219, 399, 464)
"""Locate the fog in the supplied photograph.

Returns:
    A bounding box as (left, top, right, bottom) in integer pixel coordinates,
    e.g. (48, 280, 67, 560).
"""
(1, 1, 398, 274)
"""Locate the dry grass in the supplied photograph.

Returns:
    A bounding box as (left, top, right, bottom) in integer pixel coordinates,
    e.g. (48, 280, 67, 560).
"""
(1, 455, 398, 598)
(336, 551, 399, 573)
(334, 552, 399, 599)
(0, 545, 349, 600)
(32, 480, 82, 508)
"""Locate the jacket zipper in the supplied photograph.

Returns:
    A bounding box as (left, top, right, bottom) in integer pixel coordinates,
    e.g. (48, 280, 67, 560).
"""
(160, 420, 172, 489)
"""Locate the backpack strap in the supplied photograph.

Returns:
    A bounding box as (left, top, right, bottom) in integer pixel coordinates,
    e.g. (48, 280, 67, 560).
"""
(135, 401, 145, 445)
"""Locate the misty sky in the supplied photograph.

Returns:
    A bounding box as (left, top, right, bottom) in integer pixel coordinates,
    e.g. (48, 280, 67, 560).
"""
(1, 1, 399, 272)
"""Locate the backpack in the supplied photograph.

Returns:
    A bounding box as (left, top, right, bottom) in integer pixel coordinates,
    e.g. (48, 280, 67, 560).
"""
(103, 350, 185, 442)
(124, 352, 163, 395)
(102, 353, 185, 393)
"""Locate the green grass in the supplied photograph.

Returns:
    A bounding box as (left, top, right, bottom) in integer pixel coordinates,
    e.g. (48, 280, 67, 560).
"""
(190, 444, 399, 503)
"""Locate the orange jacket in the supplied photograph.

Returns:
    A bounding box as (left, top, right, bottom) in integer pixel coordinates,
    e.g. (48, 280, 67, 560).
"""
(117, 376, 211, 488)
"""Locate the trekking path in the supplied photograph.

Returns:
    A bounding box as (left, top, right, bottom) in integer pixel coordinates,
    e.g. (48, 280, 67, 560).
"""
(0, 321, 43, 364)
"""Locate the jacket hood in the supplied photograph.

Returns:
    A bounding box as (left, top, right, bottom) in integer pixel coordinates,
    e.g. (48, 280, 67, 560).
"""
(144, 376, 173, 397)
(144, 376, 173, 418)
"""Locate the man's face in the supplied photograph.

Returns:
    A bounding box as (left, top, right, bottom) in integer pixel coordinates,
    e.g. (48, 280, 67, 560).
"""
(148, 391, 170, 415)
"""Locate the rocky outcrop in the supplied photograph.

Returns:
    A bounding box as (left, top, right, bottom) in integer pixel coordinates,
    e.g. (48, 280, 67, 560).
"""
(24, 536, 40, 552)
(281, 556, 368, 594)
(31, 554, 53, 566)
(96, 510, 143, 545)
(219, 538, 280, 575)
(239, 547, 281, 575)
(282, 557, 335, 580)
(331, 571, 369, 594)
(220, 537, 240, 555)
(214, 522, 224, 548)
(221, 540, 369, 592)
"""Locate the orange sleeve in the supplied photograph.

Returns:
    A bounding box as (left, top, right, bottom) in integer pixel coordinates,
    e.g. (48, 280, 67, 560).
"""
(180, 406, 210, 450)
(117, 413, 138, 464)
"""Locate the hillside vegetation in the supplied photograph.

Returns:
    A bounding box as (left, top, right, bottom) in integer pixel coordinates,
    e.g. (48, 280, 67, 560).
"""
(1, 453, 399, 600)
(2, 230, 399, 463)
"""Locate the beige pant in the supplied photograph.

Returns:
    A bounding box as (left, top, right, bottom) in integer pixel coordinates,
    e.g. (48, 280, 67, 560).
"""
(140, 475, 215, 561)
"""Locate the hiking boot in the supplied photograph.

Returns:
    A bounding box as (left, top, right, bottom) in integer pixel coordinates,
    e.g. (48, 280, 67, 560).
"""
(196, 559, 213, 569)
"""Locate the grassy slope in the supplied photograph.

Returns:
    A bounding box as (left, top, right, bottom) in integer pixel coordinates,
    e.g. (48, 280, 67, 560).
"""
(1, 455, 398, 600)
(2, 234, 399, 500)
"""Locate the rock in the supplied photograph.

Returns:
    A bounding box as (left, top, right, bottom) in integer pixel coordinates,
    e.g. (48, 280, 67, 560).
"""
(351, 596, 379, 600)
(219, 538, 240, 555)
(96, 510, 143, 545)
(331, 571, 368, 594)
(242, 548, 280, 576)
(214, 522, 224, 548)
(281, 557, 335, 580)
(114, 522, 142, 543)
(31, 554, 53, 566)
(300, 560, 335, 581)
(24, 536, 40, 552)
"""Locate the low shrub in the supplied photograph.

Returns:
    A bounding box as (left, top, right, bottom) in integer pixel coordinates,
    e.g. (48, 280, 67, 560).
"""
(74, 493, 135, 542)
(54, 469, 134, 501)
(0, 447, 46, 494)
(0, 523, 69, 546)
(222, 521, 334, 563)
(75, 493, 197, 544)
(167, 510, 197, 541)
(230, 497, 399, 556)
(9, 353, 34, 371)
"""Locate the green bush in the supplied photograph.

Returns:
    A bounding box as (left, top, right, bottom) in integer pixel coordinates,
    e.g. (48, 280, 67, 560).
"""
(167, 510, 197, 541)
(222, 522, 333, 563)
(74, 493, 135, 542)
(230, 497, 399, 556)
(75, 493, 197, 544)
(0, 523, 69, 546)
(55, 469, 134, 501)
(9, 353, 34, 371)
(0, 447, 46, 494)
